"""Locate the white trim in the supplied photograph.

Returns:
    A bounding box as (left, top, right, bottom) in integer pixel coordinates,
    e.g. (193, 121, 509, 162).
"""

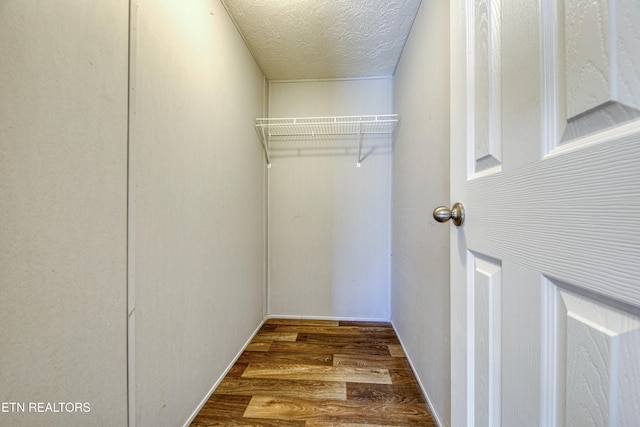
(391, 322, 444, 427)
(545, 119, 640, 159)
(540, 277, 559, 427)
(466, 250, 476, 427)
(268, 76, 394, 84)
(265, 314, 391, 323)
(181, 318, 267, 427)
(465, 0, 476, 182)
(541, 0, 560, 157)
(450, 0, 473, 424)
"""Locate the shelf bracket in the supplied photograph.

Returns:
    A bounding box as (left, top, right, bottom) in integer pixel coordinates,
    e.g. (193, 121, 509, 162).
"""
(356, 121, 363, 168)
(259, 126, 271, 168)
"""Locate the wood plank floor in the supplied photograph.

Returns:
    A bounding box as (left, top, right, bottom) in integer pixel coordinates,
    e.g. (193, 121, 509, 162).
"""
(191, 319, 437, 426)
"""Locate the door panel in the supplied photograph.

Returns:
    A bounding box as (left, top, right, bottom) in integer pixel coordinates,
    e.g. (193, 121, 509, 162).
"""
(450, 0, 640, 425)
(472, 255, 502, 426)
(562, 0, 640, 143)
(544, 280, 640, 426)
(473, 0, 502, 174)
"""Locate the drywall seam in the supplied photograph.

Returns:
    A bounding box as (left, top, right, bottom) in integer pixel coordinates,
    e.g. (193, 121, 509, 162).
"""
(263, 75, 270, 317)
(127, 1, 137, 426)
(265, 78, 271, 316)
(387, 81, 394, 320)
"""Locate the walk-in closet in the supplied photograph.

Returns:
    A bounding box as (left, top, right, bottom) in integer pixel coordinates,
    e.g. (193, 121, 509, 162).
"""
(1, 1, 450, 425)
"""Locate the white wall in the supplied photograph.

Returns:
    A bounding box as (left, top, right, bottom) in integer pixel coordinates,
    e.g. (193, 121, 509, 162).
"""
(392, 0, 451, 425)
(268, 79, 392, 319)
(0, 1, 129, 426)
(132, 1, 266, 426)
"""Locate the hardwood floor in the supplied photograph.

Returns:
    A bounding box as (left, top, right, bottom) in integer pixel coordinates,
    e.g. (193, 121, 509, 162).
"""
(191, 319, 437, 426)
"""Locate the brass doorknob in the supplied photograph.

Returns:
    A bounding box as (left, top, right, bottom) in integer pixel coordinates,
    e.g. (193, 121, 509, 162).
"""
(433, 202, 465, 226)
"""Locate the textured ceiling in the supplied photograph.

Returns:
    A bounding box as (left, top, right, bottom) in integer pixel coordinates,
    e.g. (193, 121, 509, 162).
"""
(221, 0, 422, 80)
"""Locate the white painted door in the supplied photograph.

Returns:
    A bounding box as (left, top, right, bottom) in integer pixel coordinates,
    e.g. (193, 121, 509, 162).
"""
(449, 0, 640, 426)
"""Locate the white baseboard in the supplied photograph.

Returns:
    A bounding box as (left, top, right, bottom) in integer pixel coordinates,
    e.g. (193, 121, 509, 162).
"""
(391, 321, 446, 427)
(182, 318, 267, 427)
(265, 314, 391, 323)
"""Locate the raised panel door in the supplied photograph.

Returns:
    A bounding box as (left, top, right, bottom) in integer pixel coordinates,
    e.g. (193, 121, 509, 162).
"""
(450, 0, 640, 425)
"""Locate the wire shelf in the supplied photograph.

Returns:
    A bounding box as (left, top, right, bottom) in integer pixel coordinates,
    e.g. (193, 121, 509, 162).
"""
(255, 115, 399, 167)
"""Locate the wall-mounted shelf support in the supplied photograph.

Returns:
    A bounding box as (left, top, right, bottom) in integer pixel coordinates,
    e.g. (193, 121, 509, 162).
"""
(259, 125, 272, 168)
(255, 114, 398, 168)
(357, 122, 363, 167)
